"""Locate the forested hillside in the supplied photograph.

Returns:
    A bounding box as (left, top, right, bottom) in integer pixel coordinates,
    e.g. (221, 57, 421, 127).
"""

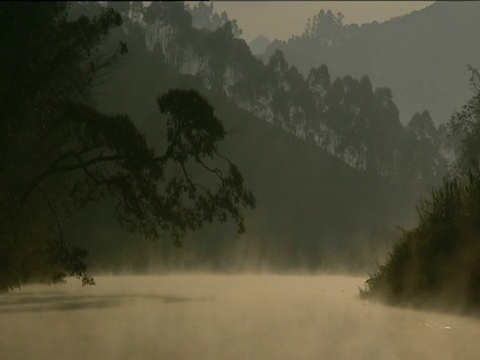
(55, 2, 452, 273)
(98, 2, 453, 181)
(263, 2, 480, 126)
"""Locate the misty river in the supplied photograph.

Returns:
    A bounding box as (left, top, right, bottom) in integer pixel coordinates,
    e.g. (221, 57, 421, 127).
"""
(1, 275, 479, 360)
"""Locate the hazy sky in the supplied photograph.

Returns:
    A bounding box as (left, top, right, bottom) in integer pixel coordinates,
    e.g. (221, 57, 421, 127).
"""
(207, 1, 434, 43)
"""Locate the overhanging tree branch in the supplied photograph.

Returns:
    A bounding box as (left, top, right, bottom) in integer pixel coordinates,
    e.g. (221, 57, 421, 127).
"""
(19, 151, 125, 209)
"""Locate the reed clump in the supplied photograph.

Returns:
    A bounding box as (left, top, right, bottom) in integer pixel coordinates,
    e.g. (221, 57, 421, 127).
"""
(361, 172, 480, 311)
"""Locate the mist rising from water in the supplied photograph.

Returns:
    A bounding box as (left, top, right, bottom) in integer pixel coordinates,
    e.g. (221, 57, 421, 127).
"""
(1, 275, 479, 360)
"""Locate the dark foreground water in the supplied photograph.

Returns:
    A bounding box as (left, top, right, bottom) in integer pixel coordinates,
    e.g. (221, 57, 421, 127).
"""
(1, 275, 479, 359)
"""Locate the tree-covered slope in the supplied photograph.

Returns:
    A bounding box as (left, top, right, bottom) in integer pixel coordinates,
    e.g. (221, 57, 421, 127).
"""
(61, 1, 453, 274)
(263, 2, 480, 126)
(64, 13, 420, 273)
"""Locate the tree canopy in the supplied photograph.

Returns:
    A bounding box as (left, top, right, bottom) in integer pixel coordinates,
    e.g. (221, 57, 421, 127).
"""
(187, 1, 242, 38)
(0, 2, 255, 291)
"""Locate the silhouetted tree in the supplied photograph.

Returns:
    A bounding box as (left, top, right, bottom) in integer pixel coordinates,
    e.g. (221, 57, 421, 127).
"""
(307, 65, 331, 109)
(304, 10, 345, 45)
(0, 2, 255, 291)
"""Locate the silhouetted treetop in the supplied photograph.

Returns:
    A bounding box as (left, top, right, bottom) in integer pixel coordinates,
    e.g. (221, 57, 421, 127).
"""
(187, 1, 242, 38)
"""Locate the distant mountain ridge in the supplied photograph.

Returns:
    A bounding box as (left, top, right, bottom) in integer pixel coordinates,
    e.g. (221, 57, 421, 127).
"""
(248, 35, 270, 55)
(262, 2, 480, 125)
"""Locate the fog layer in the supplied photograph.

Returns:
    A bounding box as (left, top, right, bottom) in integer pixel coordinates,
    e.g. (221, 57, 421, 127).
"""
(1, 275, 479, 360)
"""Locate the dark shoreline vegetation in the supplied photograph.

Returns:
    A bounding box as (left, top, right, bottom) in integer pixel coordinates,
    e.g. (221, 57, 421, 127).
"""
(361, 68, 480, 313)
(360, 174, 480, 313)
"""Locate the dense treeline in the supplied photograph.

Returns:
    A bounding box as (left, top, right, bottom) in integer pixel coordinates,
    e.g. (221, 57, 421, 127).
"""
(361, 68, 480, 312)
(267, 10, 359, 54)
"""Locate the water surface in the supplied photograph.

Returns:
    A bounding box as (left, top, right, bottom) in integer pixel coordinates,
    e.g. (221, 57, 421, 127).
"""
(1, 275, 479, 359)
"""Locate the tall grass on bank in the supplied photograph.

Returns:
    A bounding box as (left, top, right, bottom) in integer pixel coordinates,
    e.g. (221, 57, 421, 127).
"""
(361, 172, 480, 310)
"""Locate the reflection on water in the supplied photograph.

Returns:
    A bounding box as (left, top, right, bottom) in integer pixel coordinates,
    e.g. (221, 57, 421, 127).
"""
(0, 291, 209, 313)
(0, 275, 479, 360)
